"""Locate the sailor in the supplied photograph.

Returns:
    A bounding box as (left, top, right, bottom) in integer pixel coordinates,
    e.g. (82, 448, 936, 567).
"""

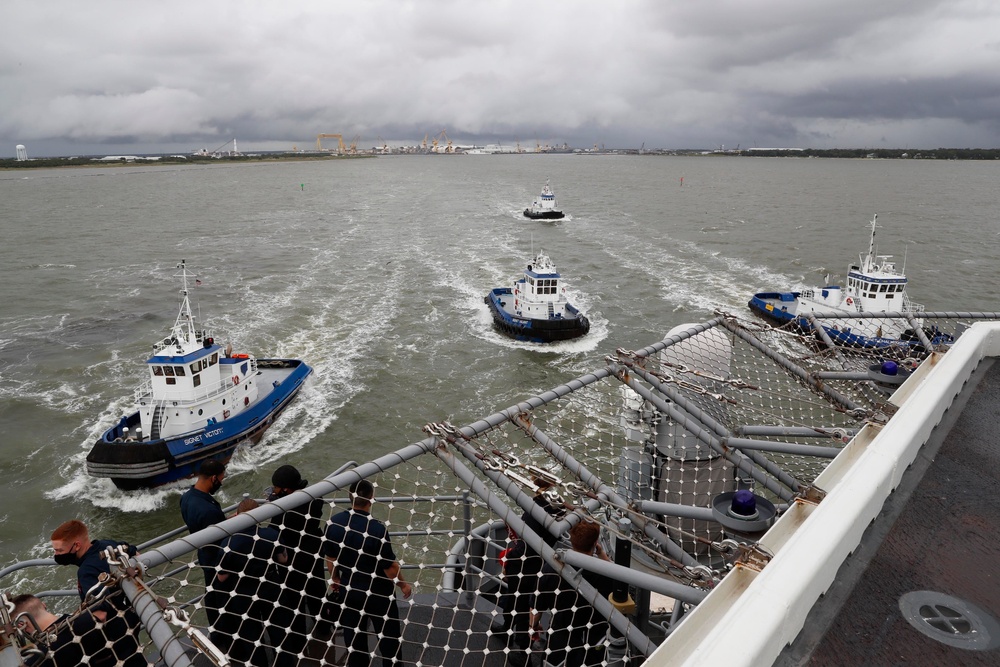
(265, 464, 327, 666)
(49, 520, 146, 667)
(499, 486, 564, 665)
(533, 520, 614, 667)
(11, 594, 111, 667)
(179, 459, 227, 626)
(214, 498, 289, 667)
(324, 479, 412, 667)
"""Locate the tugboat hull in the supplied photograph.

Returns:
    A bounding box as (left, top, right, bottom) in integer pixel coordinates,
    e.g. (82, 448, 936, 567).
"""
(485, 289, 589, 343)
(523, 209, 565, 220)
(86, 359, 311, 489)
(748, 292, 952, 350)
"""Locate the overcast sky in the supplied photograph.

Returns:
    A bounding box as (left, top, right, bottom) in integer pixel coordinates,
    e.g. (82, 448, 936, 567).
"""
(3, 1, 999, 157)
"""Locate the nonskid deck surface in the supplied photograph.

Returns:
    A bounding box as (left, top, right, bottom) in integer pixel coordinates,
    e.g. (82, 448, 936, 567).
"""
(255, 364, 297, 396)
(181, 594, 514, 667)
(779, 360, 1000, 666)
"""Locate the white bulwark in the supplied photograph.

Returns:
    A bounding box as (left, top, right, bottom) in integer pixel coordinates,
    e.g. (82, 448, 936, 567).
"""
(15, 144, 28, 161)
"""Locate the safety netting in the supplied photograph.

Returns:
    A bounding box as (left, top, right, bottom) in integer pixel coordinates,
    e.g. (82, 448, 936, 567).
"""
(2, 312, 994, 667)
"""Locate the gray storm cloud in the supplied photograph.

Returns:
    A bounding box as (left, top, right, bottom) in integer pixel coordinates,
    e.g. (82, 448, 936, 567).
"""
(2, 0, 998, 157)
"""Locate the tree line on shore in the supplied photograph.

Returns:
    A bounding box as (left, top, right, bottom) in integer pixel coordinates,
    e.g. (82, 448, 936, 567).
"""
(726, 147, 1000, 160)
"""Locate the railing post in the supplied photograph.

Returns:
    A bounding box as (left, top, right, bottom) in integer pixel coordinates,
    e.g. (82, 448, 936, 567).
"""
(103, 547, 209, 667)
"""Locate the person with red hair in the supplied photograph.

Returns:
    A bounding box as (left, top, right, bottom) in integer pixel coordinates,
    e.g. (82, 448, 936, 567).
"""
(49, 519, 145, 666)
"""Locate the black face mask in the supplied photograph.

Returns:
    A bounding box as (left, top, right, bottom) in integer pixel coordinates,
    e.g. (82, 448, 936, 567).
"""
(54, 548, 78, 566)
(209, 477, 223, 495)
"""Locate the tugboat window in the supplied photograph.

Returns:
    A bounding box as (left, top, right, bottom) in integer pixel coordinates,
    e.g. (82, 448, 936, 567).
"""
(193, 375, 201, 387)
(152, 366, 163, 376)
(210, 353, 218, 366)
(174, 366, 186, 376)
(163, 366, 175, 377)
(880, 284, 888, 292)
(166, 377, 176, 385)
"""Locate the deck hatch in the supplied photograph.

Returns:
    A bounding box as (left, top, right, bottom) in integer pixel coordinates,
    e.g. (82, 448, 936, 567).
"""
(899, 591, 1000, 651)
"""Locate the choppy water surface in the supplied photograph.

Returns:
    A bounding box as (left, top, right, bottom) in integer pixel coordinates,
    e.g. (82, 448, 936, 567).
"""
(2, 154, 998, 568)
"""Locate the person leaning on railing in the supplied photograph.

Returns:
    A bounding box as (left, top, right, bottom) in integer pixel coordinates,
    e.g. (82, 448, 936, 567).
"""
(49, 520, 146, 667)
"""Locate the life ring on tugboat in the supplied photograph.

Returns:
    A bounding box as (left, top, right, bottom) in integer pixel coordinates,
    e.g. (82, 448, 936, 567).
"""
(846, 297, 854, 306)
(232, 375, 240, 386)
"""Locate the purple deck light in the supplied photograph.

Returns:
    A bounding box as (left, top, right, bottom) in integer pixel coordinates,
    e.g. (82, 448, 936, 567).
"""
(731, 489, 758, 517)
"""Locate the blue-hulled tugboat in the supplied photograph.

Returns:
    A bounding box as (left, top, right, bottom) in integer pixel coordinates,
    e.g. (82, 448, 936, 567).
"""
(484, 250, 589, 343)
(85, 260, 312, 490)
(748, 214, 950, 348)
(523, 181, 565, 219)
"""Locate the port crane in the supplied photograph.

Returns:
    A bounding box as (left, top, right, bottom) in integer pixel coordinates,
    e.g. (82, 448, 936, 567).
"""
(431, 129, 453, 153)
(316, 133, 346, 153)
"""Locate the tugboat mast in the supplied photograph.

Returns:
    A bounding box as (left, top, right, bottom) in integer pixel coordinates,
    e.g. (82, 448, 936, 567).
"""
(171, 259, 198, 344)
(863, 214, 879, 272)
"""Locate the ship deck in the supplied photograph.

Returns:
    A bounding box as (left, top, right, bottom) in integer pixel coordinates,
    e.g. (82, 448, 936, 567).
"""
(778, 358, 1000, 665)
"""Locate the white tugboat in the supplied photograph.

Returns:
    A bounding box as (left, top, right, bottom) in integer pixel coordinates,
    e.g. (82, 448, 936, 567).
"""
(748, 214, 950, 348)
(85, 260, 313, 489)
(523, 180, 565, 219)
(484, 250, 589, 342)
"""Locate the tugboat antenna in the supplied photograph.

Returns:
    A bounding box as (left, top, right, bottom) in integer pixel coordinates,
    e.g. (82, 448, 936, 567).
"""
(172, 259, 198, 342)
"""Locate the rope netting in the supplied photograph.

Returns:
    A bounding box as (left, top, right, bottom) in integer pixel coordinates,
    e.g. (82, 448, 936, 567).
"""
(2, 313, 993, 667)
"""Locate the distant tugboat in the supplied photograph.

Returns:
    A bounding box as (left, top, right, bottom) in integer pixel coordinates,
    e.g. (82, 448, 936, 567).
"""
(484, 250, 589, 343)
(85, 260, 312, 489)
(748, 214, 948, 348)
(523, 181, 565, 219)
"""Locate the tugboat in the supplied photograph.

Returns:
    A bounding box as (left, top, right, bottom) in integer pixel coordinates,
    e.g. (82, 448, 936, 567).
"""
(484, 250, 589, 342)
(748, 214, 949, 348)
(522, 181, 565, 219)
(85, 260, 313, 490)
